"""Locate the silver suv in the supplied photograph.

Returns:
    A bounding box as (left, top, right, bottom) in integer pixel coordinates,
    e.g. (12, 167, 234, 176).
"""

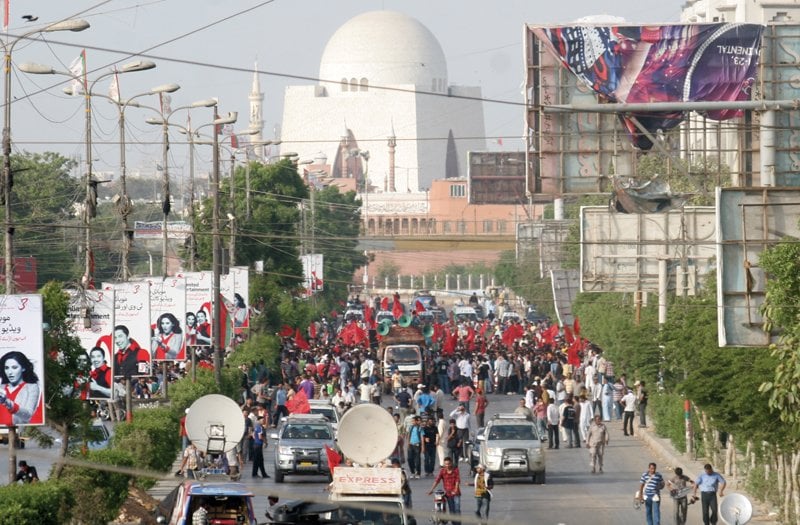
(476, 413, 546, 484)
(270, 414, 337, 483)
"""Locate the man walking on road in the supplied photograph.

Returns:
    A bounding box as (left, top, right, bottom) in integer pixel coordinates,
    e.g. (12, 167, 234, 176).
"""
(693, 463, 726, 525)
(251, 416, 270, 478)
(621, 387, 637, 436)
(638, 462, 665, 525)
(586, 414, 609, 474)
(546, 398, 560, 449)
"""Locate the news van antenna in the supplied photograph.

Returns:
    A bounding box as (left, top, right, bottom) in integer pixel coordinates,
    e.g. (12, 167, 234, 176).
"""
(185, 394, 246, 454)
(337, 403, 397, 466)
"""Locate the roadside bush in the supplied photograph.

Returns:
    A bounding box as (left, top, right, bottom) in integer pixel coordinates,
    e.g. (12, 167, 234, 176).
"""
(58, 448, 133, 525)
(113, 406, 179, 473)
(0, 481, 73, 525)
(650, 392, 702, 456)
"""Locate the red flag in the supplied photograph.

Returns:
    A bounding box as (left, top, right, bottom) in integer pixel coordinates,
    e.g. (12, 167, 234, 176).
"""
(380, 297, 389, 311)
(563, 325, 574, 345)
(309, 323, 317, 339)
(573, 317, 581, 336)
(466, 326, 476, 349)
(324, 444, 342, 472)
(414, 300, 425, 315)
(479, 320, 489, 336)
(567, 338, 581, 367)
(392, 300, 404, 320)
(363, 304, 374, 329)
(279, 325, 294, 337)
(295, 328, 309, 350)
(287, 388, 311, 414)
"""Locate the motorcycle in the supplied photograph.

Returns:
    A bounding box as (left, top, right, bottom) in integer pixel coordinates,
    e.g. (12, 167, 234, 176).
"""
(430, 489, 449, 525)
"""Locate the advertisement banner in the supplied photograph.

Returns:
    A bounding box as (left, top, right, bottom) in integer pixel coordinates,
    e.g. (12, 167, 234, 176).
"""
(530, 23, 764, 149)
(147, 277, 187, 361)
(0, 295, 45, 426)
(301, 254, 324, 296)
(231, 266, 250, 334)
(180, 272, 213, 347)
(103, 281, 151, 379)
(68, 289, 116, 400)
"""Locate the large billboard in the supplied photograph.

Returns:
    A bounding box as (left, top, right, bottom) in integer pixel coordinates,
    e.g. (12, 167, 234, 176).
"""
(147, 277, 187, 361)
(301, 254, 324, 296)
(68, 289, 117, 400)
(0, 295, 45, 426)
(468, 151, 527, 205)
(103, 281, 152, 380)
(581, 206, 716, 293)
(716, 187, 800, 347)
(525, 22, 764, 195)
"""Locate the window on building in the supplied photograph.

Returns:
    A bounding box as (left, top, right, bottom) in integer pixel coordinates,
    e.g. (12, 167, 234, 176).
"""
(458, 221, 467, 234)
(443, 221, 451, 233)
(483, 220, 493, 233)
(350, 78, 358, 91)
(497, 220, 507, 233)
(450, 184, 466, 198)
(360, 78, 369, 91)
(340, 79, 348, 91)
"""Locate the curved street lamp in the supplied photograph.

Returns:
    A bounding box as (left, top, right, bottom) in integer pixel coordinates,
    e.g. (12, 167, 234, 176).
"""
(21, 58, 157, 287)
(1, 16, 90, 485)
(143, 98, 219, 277)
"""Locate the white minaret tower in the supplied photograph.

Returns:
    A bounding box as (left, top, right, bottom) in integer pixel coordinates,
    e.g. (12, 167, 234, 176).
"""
(249, 61, 264, 160)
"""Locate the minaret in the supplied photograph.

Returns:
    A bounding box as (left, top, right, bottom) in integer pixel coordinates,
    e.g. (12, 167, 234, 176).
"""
(249, 61, 264, 160)
(387, 122, 397, 192)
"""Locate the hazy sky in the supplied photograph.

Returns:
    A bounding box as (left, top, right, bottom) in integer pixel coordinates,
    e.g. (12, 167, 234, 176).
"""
(6, 0, 686, 178)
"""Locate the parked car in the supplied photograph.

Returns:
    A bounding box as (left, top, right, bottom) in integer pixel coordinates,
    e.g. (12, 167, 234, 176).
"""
(525, 307, 549, 323)
(476, 413, 546, 483)
(308, 399, 341, 432)
(270, 413, 337, 483)
(156, 481, 257, 525)
(54, 420, 112, 452)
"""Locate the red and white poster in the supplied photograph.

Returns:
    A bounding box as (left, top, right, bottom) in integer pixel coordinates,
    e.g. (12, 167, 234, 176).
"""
(147, 277, 187, 361)
(103, 281, 151, 380)
(68, 289, 116, 400)
(179, 272, 213, 347)
(231, 266, 250, 334)
(0, 294, 45, 427)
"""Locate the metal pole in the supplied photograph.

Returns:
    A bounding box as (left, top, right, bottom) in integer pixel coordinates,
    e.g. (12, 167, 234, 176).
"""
(119, 108, 130, 280)
(245, 159, 251, 220)
(2, 48, 17, 486)
(161, 120, 170, 277)
(229, 152, 235, 265)
(212, 108, 223, 386)
(188, 133, 196, 271)
(84, 89, 93, 288)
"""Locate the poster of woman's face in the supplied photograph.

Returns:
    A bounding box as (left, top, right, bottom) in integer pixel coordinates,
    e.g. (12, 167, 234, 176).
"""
(0, 295, 45, 426)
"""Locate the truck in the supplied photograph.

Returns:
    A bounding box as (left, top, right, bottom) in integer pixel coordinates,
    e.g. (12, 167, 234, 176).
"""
(327, 466, 413, 525)
(379, 325, 426, 393)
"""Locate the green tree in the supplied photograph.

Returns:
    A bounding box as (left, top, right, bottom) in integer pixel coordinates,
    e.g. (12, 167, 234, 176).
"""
(25, 282, 95, 478)
(758, 236, 800, 439)
(7, 152, 82, 286)
(309, 186, 366, 303)
(194, 159, 306, 289)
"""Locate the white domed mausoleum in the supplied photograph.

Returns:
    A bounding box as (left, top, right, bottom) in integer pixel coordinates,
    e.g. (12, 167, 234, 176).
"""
(280, 10, 486, 193)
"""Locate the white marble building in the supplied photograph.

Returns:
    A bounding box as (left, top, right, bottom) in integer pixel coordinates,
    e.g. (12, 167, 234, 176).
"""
(280, 10, 486, 193)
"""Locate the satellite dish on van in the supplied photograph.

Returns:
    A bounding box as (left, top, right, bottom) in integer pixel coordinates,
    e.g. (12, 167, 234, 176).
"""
(719, 493, 752, 525)
(185, 394, 245, 454)
(337, 403, 397, 466)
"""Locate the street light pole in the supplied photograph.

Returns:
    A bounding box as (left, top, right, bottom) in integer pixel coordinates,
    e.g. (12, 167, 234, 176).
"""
(1, 16, 90, 486)
(210, 110, 238, 386)
(21, 58, 156, 287)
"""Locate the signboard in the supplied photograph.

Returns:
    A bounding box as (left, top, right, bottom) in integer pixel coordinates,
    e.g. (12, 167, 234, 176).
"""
(231, 266, 250, 334)
(103, 281, 152, 379)
(148, 277, 187, 361)
(68, 289, 116, 400)
(716, 187, 800, 347)
(301, 254, 324, 296)
(580, 206, 716, 293)
(0, 294, 45, 426)
(468, 151, 527, 205)
(134, 220, 191, 240)
(180, 272, 213, 347)
(330, 467, 402, 495)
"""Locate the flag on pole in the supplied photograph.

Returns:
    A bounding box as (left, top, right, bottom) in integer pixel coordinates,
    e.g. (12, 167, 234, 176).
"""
(108, 68, 120, 103)
(159, 92, 172, 115)
(68, 50, 87, 95)
(3, 0, 10, 32)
